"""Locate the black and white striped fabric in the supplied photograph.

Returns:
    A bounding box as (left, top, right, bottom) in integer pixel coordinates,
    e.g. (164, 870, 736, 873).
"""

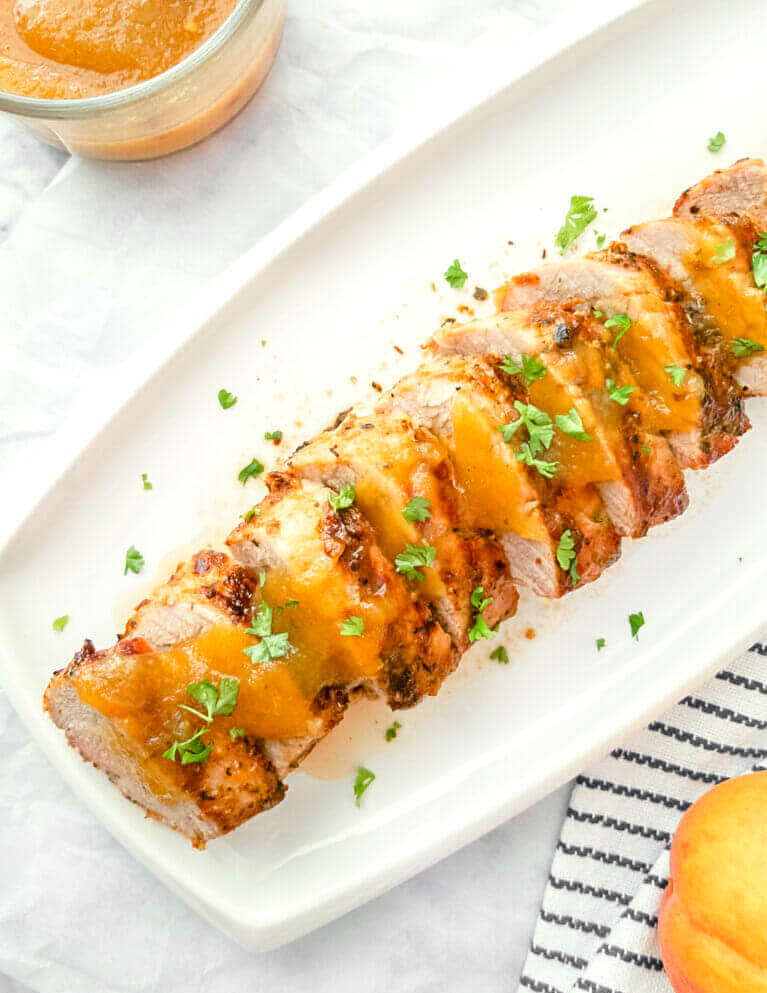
(518, 641, 767, 993)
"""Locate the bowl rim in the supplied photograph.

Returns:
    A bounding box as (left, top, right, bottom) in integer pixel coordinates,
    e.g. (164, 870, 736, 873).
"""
(0, 0, 268, 119)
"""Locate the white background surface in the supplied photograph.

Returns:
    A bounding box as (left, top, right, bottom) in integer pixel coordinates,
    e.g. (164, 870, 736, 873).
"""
(0, 1, 640, 989)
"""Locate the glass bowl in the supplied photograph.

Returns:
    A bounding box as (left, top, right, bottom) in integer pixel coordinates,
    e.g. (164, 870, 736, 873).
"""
(0, 0, 284, 160)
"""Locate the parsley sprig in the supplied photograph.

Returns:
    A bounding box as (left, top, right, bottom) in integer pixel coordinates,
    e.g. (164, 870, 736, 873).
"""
(244, 602, 292, 663)
(555, 407, 592, 443)
(751, 233, 767, 291)
(354, 766, 375, 806)
(712, 237, 735, 265)
(555, 195, 597, 254)
(395, 542, 437, 582)
(707, 131, 725, 153)
(500, 353, 547, 384)
(490, 645, 509, 664)
(402, 496, 432, 523)
(604, 312, 630, 351)
(340, 615, 364, 637)
(606, 378, 636, 406)
(468, 586, 495, 643)
(238, 458, 264, 484)
(556, 529, 579, 586)
(163, 678, 240, 765)
(328, 484, 356, 512)
(499, 401, 559, 478)
(444, 259, 468, 288)
(731, 337, 765, 358)
(124, 545, 144, 576)
(665, 364, 686, 386)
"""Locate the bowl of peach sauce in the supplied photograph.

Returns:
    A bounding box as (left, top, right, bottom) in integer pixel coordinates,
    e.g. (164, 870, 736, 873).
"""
(0, 0, 284, 159)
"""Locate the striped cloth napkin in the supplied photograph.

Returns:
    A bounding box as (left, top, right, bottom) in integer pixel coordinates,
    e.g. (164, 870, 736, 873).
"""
(518, 639, 767, 993)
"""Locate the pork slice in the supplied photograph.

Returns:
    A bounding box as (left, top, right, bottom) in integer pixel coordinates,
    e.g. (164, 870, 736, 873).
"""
(382, 355, 621, 597)
(675, 158, 767, 230)
(622, 216, 767, 397)
(500, 253, 745, 468)
(431, 307, 688, 537)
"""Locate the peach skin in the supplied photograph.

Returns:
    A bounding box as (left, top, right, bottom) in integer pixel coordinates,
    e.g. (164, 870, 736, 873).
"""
(658, 771, 767, 992)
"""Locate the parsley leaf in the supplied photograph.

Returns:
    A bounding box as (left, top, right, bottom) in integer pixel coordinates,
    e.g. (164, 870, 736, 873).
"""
(555, 407, 592, 442)
(555, 195, 597, 254)
(595, 232, 606, 249)
(243, 602, 292, 663)
(629, 611, 645, 640)
(340, 615, 365, 637)
(664, 364, 687, 386)
(596, 637, 605, 651)
(604, 312, 631, 351)
(500, 353, 547, 384)
(469, 585, 495, 643)
(328, 484, 356, 512)
(490, 645, 509, 664)
(264, 430, 282, 442)
(238, 457, 264, 484)
(218, 389, 237, 410)
(707, 131, 726, 153)
(499, 401, 554, 455)
(444, 259, 468, 288)
(516, 443, 559, 478)
(395, 542, 437, 582)
(712, 237, 735, 265)
(141, 473, 152, 491)
(164, 678, 240, 765)
(591, 308, 604, 318)
(606, 379, 636, 406)
(385, 721, 401, 741)
(732, 337, 765, 357)
(752, 234, 767, 290)
(229, 727, 245, 739)
(354, 766, 375, 806)
(123, 545, 144, 576)
(556, 530, 576, 572)
(52, 615, 69, 632)
(402, 496, 432, 523)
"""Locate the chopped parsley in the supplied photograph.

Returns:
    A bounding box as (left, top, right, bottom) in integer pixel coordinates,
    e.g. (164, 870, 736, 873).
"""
(490, 645, 509, 664)
(591, 308, 604, 318)
(328, 484, 356, 512)
(556, 529, 579, 586)
(752, 233, 767, 290)
(595, 232, 606, 249)
(555, 407, 592, 442)
(629, 611, 645, 640)
(500, 353, 547, 384)
(229, 727, 245, 739)
(395, 541, 437, 582)
(469, 586, 495, 642)
(243, 506, 259, 522)
(604, 312, 630, 351)
(264, 430, 282, 442)
(52, 615, 69, 632)
(243, 602, 292, 663)
(516, 443, 559, 478)
(641, 445, 651, 454)
(258, 569, 266, 587)
(712, 237, 735, 265)
(123, 545, 144, 576)
(141, 473, 152, 491)
(707, 131, 726, 153)
(238, 457, 264, 484)
(731, 337, 765, 357)
(402, 496, 432, 524)
(163, 678, 240, 765)
(555, 195, 597, 254)
(606, 378, 636, 406)
(218, 389, 237, 410)
(499, 401, 554, 454)
(444, 259, 468, 288)
(664, 364, 687, 386)
(596, 637, 605, 651)
(340, 615, 365, 637)
(353, 766, 375, 806)
(385, 721, 402, 741)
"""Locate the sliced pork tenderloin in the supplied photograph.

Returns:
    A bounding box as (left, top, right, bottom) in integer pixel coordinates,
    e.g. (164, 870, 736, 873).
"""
(381, 355, 621, 597)
(500, 250, 748, 467)
(286, 408, 518, 648)
(431, 305, 688, 537)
